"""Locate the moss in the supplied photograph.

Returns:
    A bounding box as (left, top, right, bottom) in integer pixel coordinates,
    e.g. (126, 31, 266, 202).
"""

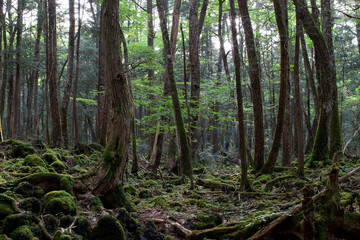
(52, 231, 72, 240)
(139, 188, 152, 199)
(9, 225, 37, 240)
(29, 166, 48, 173)
(0, 234, 10, 240)
(42, 152, 59, 164)
(72, 216, 91, 238)
(91, 215, 125, 240)
(44, 191, 77, 216)
(15, 173, 73, 193)
(14, 182, 39, 198)
(60, 215, 75, 228)
(3, 213, 33, 234)
(90, 197, 103, 212)
(74, 154, 89, 166)
(169, 201, 183, 210)
(23, 155, 46, 168)
(124, 184, 139, 197)
(19, 198, 41, 214)
(143, 179, 158, 187)
(187, 212, 223, 230)
(164, 235, 176, 240)
(117, 208, 138, 234)
(5, 140, 36, 158)
(89, 151, 102, 164)
(0, 194, 19, 220)
(50, 160, 67, 173)
(184, 198, 198, 206)
(18, 166, 31, 173)
(148, 196, 168, 208)
(43, 214, 59, 235)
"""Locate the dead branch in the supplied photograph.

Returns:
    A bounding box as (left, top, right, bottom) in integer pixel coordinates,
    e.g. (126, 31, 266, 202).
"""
(152, 218, 191, 236)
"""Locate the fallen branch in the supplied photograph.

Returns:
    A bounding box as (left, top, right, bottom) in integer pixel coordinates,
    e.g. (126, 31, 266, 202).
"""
(339, 165, 360, 183)
(152, 218, 191, 236)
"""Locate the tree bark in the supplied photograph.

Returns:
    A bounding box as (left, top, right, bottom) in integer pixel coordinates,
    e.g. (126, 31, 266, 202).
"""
(48, 0, 62, 146)
(356, 21, 360, 57)
(229, 0, 250, 190)
(0, 0, 4, 126)
(238, 0, 264, 171)
(73, 0, 81, 145)
(156, 0, 191, 177)
(293, 0, 336, 165)
(261, 0, 289, 174)
(60, 0, 75, 146)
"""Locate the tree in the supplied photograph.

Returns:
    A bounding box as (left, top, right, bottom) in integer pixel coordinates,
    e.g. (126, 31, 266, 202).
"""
(83, 0, 134, 208)
(229, 0, 250, 190)
(238, 0, 265, 171)
(156, 0, 191, 177)
(48, 0, 62, 146)
(73, 0, 81, 145)
(60, 0, 75, 146)
(293, 0, 338, 164)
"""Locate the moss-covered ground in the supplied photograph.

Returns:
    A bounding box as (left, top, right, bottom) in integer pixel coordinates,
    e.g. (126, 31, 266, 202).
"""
(0, 139, 359, 239)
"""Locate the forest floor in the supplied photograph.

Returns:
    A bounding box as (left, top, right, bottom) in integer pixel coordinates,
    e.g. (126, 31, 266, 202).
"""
(0, 139, 359, 239)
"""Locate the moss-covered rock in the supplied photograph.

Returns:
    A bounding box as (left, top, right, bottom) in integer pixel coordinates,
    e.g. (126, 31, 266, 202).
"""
(74, 154, 88, 166)
(15, 173, 73, 193)
(9, 225, 38, 240)
(148, 196, 168, 208)
(23, 155, 46, 168)
(44, 191, 77, 216)
(19, 198, 41, 214)
(0, 194, 19, 220)
(72, 216, 91, 238)
(42, 151, 60, 164)
(59, 215, 74, 228)
(50, 161, 67, 173)
(117, 208, 138, 234)
(137, 221, 163, 240)
(2, 213, 36, 234)
(5, 140, 36, 158)
(186, 212, 223, 230)
(90, 196, 103, 212)
(43, 214, 59, 235)
(14, 182, 43, 198)
(124, 184, 139, 197)
(52, 231, 71, 240)
(139, 188, 152, 199)
(91, 215, 125, 240)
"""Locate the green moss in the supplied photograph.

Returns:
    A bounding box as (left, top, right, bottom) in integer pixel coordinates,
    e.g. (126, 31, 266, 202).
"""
(52, 231, 72, 240)
(74, 154, 89, 166)
(9, 225, 36, 240)
(3, 213, 35, 234)
(139, 188, 152, 199)
(5, 140, 36, 158)
(72, 217, 91, 238)
(164, 235, 176, 240)
(91, 215, 125, 240)
(124, 184, 139, 197)
(170, 201, 183, 210)
(89, 151, 102, 164)
(148, 196, 168, 208)
(43, 214, 59, 235)
(42, 152, 59, 164)
(19, 198, 41, 214)
(90, 197, 103, 212)
(60, 215, 75, 228)
(187, 212, 223, 230)
(29, 166, 48, 173)
(24, 155, 46, 168)
(117, 208, 138, 234)
(18, 166, 31, 173)
(50, 161, 67, 173)
(15, 173, 73, 193)
(0, 234, 10, 240)
(44, 191, 77, 216)
(0, 194, 19, 220)
(143, 180, 158, 187)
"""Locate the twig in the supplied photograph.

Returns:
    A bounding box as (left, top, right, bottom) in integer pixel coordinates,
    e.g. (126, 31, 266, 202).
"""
(153, 218, 191, 236)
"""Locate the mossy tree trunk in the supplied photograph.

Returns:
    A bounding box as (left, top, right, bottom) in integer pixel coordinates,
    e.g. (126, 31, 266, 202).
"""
(293, 0, 337, 165)
(84, 0, 134, 209)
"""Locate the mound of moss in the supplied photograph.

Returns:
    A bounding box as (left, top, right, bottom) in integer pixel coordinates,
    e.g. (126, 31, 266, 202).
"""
(91, 215, 125, 240)
(44, 191, 77, 216)
(9, 225, 38, 240)
(50, 161, 67, 173)
(14, 182, 44, 198)
(19, 198, 41, 214)
(186, 212, 223, 230)
(0, 194, 19, 220)
(42, 151, 60, 164)
(5, 140, 35, 158)
(72, 216, 91, 238)
(2, 213, 36, 234)
(23, 155, 46, 168)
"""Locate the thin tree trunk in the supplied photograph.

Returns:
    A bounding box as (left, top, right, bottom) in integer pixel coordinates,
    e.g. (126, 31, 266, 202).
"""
(156, 0, 191, 177)
(73, 0, 81, 145)
(356, 21, 360, 57)
(60, 0, 75, 146)
(229, 0, 250, 190)
(48, 0, 62, 146)
(238, 0, 265, 171)
(0, 0, 4, 126)
(44, 0, 50, 143)
(294, 16, 304, 176)
(32, 0, 43, 136)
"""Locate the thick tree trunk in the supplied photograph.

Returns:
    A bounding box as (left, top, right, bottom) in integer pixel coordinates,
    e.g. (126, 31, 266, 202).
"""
(60, 0, 75, 146)
(229, 0, 250, 190)
(293, 0, 336, 165)
(48, 0, 62, 146)
(238, 0, 264, 171)
(321, 0, 342, 158)
(156, 0, 191, 177)
(82, 0, 134, 209)
(261, 0, 289, 174)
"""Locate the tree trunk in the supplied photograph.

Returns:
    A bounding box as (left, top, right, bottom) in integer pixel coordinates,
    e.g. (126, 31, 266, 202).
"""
(0, 0, 4, 127)
(60, 0, 75, 146)
(321, 0, 341, 158)
(238, 0, 264, 171)
(356, 21, 360, 57)
(48, 0, 62, 146)
(229, 0, 250, 190)
(261, 0, 289, 174)
(293, 0, 336, 165)
(73, 0, 81, 146)
(156, 0, 191, 177)
(44, 0, 50, 143)
(294, 16, 304, 176)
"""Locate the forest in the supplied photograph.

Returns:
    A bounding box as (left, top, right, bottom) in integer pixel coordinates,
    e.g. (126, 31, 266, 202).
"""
(0, 0, 359, 239)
